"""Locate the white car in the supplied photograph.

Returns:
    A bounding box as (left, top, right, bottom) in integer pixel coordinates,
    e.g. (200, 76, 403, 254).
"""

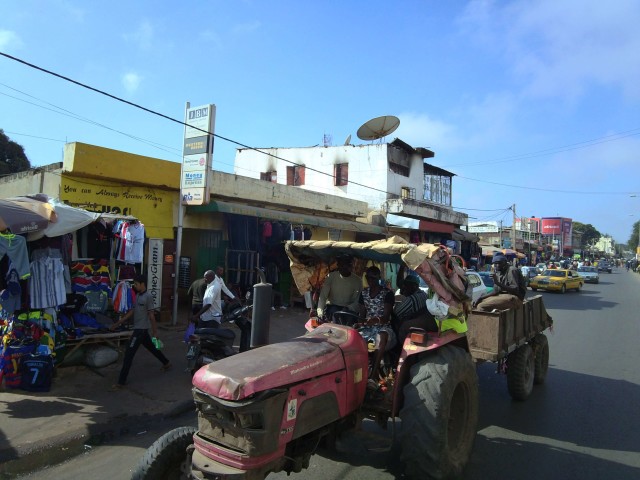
(576, 266, 599, 284)
(396, 271, 486, 303)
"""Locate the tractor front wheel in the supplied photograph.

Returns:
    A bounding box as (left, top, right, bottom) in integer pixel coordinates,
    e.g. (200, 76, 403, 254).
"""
(131, 426, 196, 480)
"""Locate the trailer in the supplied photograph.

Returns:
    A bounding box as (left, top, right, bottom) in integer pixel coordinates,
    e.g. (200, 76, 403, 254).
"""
(467, 294, 553, 400)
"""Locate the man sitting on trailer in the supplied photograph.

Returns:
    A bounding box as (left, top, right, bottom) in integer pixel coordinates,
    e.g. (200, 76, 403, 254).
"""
(473, 254, 527, 312)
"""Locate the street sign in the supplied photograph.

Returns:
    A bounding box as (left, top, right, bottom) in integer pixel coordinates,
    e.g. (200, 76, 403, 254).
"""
(181, 103, 215, 205)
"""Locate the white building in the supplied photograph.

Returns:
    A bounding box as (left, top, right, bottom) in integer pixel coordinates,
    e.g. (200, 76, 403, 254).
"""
(234, 138, 468, 241)
(595, 235, 615, 255)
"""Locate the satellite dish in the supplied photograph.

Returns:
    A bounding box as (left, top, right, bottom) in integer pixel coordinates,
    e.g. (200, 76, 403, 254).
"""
(356, 115, 400, 141)
(344, 134, 352, 145)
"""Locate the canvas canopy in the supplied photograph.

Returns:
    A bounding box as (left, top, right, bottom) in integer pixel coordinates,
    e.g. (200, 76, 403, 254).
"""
(285, 236, 471, 316)
(28, 198, 101, 240)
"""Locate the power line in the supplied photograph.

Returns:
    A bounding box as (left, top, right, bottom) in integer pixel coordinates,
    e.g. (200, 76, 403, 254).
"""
(457, 175, 637, 195)
(2, 51, 635, 212)
(0, 51, 396, 197)
(441, 128, 640, 169)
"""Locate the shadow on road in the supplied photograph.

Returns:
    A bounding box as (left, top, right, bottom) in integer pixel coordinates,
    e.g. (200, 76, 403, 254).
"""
(467, 362, 640, 479)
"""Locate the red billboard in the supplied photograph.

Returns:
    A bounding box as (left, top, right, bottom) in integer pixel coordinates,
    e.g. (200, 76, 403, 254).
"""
(541, 217, 572, 251)
(540, 218, 562, 234)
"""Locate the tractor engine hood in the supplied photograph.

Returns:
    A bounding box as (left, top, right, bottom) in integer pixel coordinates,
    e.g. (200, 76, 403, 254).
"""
(192, 324, 365, 401)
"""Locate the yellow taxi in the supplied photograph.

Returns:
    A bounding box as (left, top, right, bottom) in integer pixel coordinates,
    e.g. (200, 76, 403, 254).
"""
(529, 268, 583, 293)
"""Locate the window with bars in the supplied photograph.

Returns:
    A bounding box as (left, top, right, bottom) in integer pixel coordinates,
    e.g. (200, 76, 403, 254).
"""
(401, 186, 416, 200)
(334, 163, 348, 186)
(286, 165, 305, 186)
(260, 171, 277, 183)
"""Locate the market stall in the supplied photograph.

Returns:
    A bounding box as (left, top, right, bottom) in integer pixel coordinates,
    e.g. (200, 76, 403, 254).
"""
(0, 195, 144, 391)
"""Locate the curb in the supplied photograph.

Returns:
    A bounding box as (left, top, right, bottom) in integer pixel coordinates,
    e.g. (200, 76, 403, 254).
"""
(0, 399, 196, 478)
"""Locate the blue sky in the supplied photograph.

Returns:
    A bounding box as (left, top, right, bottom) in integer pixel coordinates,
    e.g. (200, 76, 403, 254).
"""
(1, 0, 639, 244)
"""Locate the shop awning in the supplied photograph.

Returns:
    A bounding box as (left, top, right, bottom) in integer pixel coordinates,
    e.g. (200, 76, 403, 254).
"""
(189, 201, 388, 235)
(453, 228, 479, 242)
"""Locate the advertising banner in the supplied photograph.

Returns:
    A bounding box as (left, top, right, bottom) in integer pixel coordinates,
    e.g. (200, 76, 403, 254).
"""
(60, 176, 174, 238)
(181, 104, 215, 206)
(147, 239, 164, 310)
(541, 218, 562, 233)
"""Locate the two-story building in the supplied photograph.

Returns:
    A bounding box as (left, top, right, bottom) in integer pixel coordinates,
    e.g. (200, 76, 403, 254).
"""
(234, 138, 474, 248)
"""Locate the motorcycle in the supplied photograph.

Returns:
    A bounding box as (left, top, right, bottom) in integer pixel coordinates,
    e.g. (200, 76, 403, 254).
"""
(186, 304, 252, 375)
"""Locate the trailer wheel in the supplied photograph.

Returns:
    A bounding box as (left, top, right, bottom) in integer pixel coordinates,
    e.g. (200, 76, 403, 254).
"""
(507, 344, 534, 401)
(532, 334, 549, 385)
(132, 426, 196, 480)
(399, 345, 478, 480)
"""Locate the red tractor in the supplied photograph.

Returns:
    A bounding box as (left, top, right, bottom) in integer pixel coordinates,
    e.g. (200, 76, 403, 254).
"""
(134, 239, 479, 479)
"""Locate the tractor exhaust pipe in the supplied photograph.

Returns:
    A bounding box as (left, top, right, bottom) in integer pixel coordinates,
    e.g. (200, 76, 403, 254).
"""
(250, 268, 271, 348)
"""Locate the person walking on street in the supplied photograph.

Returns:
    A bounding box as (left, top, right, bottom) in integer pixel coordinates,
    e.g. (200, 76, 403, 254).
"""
(473, 254, 526, 312)
(187, 270, 215, 317)
(110, 274, 171, 390)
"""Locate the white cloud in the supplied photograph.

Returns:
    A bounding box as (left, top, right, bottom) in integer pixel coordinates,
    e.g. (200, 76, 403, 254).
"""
(459, 0, 640, 100)
(396, 113, 458, 151)
(200, 29, 223, 50)
(122, 72, 142, 94)
(232, 21, 261, 35)
(123, 20, 154, 50)
(0, 30, 23, 51)
(396, 92, 517, 155)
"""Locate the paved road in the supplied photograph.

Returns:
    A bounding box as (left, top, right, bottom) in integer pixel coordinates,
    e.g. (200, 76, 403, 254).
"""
(18, 270, 640, 479)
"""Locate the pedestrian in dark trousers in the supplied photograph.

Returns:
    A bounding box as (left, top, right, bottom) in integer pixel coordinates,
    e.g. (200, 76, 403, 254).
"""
(110, 274, 171, 390)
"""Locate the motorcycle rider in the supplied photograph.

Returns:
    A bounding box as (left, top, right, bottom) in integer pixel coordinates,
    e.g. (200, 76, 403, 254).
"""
(193, 272, 223, 327)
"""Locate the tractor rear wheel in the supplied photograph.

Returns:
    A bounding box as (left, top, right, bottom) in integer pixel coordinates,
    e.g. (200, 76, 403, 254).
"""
(131, 426, 196, 480)
(507, 344, 534, 400)
(399, 345, 478, 479)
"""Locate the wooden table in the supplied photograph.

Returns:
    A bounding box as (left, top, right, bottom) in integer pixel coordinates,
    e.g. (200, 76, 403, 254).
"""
(59, 330, 133, 365)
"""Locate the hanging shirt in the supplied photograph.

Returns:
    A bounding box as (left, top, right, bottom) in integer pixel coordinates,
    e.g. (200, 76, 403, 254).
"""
(0, 233, 31, 279)
(29, 256, 67, 309)
(125, 222, 145, 264)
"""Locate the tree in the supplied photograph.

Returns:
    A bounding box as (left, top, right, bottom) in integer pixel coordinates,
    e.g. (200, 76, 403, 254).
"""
(0, 130, 31, 176)
(572, 222, 601, 248)
(628, 220, 639, 253)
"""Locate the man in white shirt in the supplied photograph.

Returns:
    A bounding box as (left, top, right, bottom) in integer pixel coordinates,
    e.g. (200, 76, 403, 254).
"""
(215, 266, 240, 310)
(193, 280, 223, 326)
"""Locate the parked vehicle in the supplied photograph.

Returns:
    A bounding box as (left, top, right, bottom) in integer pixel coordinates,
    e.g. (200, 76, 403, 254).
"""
(137, 238, 552, 480)
(529, 268, 583, 293)
(519, 266, 538, 286)
(397, 269, 487, 303)
(477, 270, 495, 293)
(576, 266, 599, 283)
(185, 304, 252, 375)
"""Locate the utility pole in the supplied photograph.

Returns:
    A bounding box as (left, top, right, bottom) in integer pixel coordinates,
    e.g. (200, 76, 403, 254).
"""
(511, 204, 517, 252)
